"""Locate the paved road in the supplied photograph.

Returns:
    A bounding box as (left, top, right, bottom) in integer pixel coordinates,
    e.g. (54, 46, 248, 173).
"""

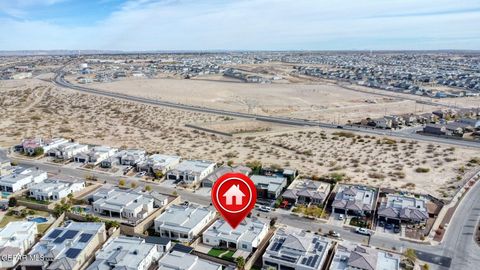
(440, 175, 480, 270)
(52, 73, 480, 149)
(15, 158, 454, 268)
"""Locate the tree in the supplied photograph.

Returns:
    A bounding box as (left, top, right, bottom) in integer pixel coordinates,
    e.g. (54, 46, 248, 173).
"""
(8, 197, 17, 207)
(118, 179, 126, 187)
(33, 147, 44, 157)
(154, 171, 164, 179)
(246, 160, 262, 174)
(235, 256, 245, 270)
(422, 263, 430, 270)
(145, 185, 152, 192)
(404, 248, 417, 265)
(227, 160, 234, 166)
(105, 220, 120, 230)
(270, 217, 277, 227)
(53, 200, 72, 218)
(130, 182, 137, 189)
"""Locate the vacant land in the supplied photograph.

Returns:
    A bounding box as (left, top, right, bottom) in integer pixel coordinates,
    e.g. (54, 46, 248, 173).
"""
(1, 78, 478, 199)
(71, 76, 440, 124)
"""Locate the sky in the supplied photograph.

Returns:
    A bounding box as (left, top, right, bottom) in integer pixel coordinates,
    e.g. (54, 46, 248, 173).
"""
(0, 0, 479, 51)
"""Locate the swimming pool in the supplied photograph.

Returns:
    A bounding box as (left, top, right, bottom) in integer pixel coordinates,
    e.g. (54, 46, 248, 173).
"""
(1, 192, 10, 199)
(28, 217, 48, 223)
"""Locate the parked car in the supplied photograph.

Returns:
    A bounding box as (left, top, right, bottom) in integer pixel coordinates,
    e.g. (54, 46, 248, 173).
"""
(394, 225, 401, 233)
(385, 223, 394, 230)
(328, 230, 341, 238)
(355, 227, 372, 236)
(259, 205, 271, 212)
(378, 221, 385, 227)
(338, 214, 345, 220)
(136, 171, 146, 177)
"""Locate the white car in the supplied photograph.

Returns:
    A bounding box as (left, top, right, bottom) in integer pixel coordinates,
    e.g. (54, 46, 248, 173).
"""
(338, 214, 345, 220)
(355, 227, 372, 236)
(259, 205, 271, 212)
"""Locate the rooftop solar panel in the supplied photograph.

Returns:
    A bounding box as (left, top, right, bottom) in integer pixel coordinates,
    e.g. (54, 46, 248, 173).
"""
(306, 256, 313, 265)
(47, 229, 63, 239)
(63, 230, 79, 239)
(53, 237, 65, 244)
(79, 233, 93, 243)
(65, 248, 82, 259)
(310, 255, 319, 267)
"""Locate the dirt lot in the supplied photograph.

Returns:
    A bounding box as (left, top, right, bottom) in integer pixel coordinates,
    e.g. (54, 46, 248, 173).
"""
(72, 76, 444, 124)
(1, 78, 478, 200)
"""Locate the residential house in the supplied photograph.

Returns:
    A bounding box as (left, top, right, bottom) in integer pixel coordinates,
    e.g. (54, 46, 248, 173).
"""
(46, 142, 89, 160)
(116, 149, 147, 166)
(86, 236, 163, 270)
(202, 217, 268, 252)
(22, 138, 69, 156)
(19, 222, 106, 270)
(331, 185, 377, 216)
(166, 160, 216, 186)
(330, 242, 400, 270)
(137, 154, 181, 175)
(0, 221, 37, 269)
(74, 146, 117, 165)
(41, 138, 71, 153)
(263, 228, 333, 270)
(458, 118, 480, 129)
(377, 194, 429, 224)
(373, 118, 392, 129)
(157, 250, 222, 270)
(0, 168, 47, 193)
(251, 175, 287, 200)
(154, 204, 215, 242)
(201, 165, 252, 187)
(90, 187, 155, 223)
(423, 124, 447, 136)
(20, 138, 41, 155)
(28, 178, 85, 201)
(282, 179, 331, 206)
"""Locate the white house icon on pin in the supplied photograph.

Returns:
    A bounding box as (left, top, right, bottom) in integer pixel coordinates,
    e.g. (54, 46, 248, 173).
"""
(223, 184, 246, 205)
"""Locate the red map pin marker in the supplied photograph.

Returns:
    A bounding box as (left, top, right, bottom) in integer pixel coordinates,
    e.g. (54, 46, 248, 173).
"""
(211, 172, 257, 229)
